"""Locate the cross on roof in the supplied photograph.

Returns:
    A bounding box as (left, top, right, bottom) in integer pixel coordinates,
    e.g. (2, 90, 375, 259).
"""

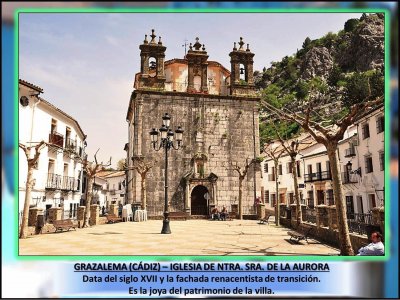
(150, 29, 156, 44)
(238, 37, 245, 50)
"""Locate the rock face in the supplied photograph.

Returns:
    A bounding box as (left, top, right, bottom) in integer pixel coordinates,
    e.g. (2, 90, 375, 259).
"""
(339, 14, 384, 72)
(301, 47, 333, 80)
(258, 13, 384, 86)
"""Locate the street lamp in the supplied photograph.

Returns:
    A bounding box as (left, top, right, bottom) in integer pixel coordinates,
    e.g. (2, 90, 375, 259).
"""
(149, 113, 184, 234)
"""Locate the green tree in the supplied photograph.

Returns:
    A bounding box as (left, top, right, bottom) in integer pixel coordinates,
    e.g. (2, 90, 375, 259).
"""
(302, 37, 312, 50)
(117, 158, 127, 171)
(327, 64, 345, 87)
(344, 18, 360, 32)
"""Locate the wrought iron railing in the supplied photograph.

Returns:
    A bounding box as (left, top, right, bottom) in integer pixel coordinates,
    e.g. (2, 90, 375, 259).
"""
(347, 213, 372, 236)
(341, 172, 358, 184)
(61, 176, 79, 191)
(304, 171, 332, 183)
(49, 132, 64, 148)
(344, 147, 356, 157)
(46, 173, 62, 189)
(268, 174, 275, 181)
(65, 138, 77, 152)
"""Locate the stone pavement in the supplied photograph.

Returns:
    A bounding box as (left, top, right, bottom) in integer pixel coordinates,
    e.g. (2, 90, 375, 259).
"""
(19, 220, 340, 256)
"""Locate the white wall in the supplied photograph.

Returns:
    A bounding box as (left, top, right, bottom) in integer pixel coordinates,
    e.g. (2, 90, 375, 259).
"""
(19, 83, 86, 217)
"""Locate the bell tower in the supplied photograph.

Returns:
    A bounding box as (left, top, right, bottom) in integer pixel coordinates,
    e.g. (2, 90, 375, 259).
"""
(138, 29, 166, 90)
(229, 37, 256, 96)
(186, 37, 209, 93)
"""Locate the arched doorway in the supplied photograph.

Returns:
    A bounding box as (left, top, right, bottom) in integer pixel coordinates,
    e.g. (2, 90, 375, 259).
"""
(191, 185, 209, 215)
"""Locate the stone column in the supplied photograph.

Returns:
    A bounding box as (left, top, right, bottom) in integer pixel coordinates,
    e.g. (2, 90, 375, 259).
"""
(185, 181, 190, 215)
(290, 204, 297, 221)
(109, 204, 118, 216)
(279, 204, 287, 218)
(28, 208, 43, 226)
(90, 205, 99, 226)
(77, 206, 85, 228)
(256, 203, 265, 219)
(316, 205, 328, 228)
(328, 205, 338, 230)
(47, 207, 62, 224)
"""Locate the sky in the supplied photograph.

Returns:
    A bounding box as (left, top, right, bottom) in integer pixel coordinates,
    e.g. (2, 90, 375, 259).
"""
(19, 12, 362, 167)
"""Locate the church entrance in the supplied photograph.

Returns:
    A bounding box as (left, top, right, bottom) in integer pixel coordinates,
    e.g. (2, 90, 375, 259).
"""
(191, 185, 209, 215)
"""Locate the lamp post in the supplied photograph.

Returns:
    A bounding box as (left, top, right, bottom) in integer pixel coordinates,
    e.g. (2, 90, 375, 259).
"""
(149, 113, 184, 234)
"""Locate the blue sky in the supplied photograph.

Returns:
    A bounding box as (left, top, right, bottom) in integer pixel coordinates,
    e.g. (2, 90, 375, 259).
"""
(19, 12, 361, 166)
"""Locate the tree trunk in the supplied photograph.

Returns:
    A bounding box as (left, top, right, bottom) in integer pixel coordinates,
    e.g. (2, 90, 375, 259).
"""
(326, 144, 354, 256)
(20, 166, 34, 239)
(238, 177, 243, 220)
(141, 174, 147, 210)
(292, 156, 302, 226)
(84, 177, 94, 228)
(274, 160, 280, 226)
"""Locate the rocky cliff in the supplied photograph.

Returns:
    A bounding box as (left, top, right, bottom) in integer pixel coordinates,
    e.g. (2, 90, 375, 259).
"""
(256, 13, 384, 89)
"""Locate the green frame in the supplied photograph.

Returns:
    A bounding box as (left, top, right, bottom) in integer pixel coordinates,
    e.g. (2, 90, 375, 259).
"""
(14, 7, 391, 262)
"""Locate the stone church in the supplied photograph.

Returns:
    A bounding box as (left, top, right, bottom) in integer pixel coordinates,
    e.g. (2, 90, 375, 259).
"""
(126, 29, 261, 217)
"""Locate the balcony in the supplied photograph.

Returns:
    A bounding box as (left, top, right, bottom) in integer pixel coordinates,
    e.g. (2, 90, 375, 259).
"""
(341, 172, 358, 184)
(344, 147, 356, 157)
(304, 171, 332, 183)
(46, 173, 62, 189)
(49, 132, 64, 148)
(61, 176, 79, 191)
(65, 138, 77, 152)
(268, 174, 276, 181)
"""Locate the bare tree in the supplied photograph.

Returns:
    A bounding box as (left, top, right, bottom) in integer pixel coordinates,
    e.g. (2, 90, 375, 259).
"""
(226, 159, 260, 220)
(274, 131, 312, 227)
(261, 91, 383, 255)
(128, 155, 157, 210)
(263, 142, 283, 226)
(82, 149, 111, 228)
(19, 141, 47, 239)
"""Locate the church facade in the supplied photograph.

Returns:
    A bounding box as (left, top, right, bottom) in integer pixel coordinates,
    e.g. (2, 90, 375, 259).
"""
(126, 30, 261, 217)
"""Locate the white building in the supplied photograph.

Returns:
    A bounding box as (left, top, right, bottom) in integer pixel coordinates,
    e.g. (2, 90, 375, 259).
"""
(92, 176, 107, 209)
(339, 104, 385, 214)
(97, 171, 126, 208)
(261, 134, 315, 211)
(261, 104, 384, 216)
(18, 79, 87, 219)
(301, 125, 357, 209)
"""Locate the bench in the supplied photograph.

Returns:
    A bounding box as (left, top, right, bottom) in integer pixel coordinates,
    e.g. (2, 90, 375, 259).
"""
(258, 214, 271, 225)
(287, 226, 313, 243)
(53, 219, 76, 232)
(106, 214, 123, 224)
(169, 211, 188, 221)
(225, 212, 236, 221)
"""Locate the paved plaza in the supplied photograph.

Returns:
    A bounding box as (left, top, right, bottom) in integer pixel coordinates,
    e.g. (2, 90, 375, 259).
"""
(19, 220, 340, 256)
